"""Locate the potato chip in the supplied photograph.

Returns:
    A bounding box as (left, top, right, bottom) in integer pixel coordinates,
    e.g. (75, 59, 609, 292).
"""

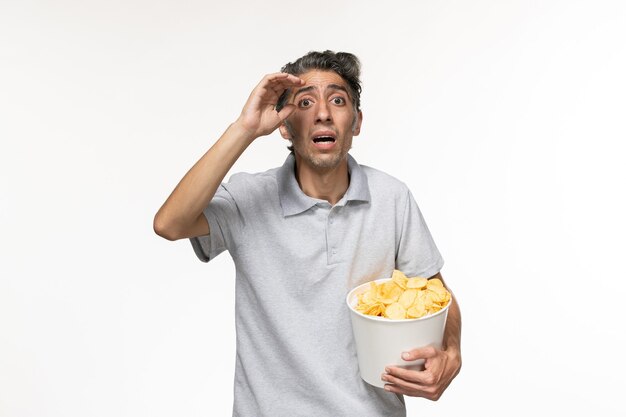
(384, 302, 406, 320)
(427, 288, 445, 303)
(354, 270, 451, 320)
(398, 289, 418, 309)
(427, 278, 444, 288)
(377, 280, 403, 304)
(391, 270, 408, 289)
(406, 277, 427, 289)
(360, 282, 378, 305)
(366, 302, 386, 316)
(407, 303, 427, 318)
(418, 290, 434, 308)
(438, 291, 451, 303)
(411, 290, 423, 307)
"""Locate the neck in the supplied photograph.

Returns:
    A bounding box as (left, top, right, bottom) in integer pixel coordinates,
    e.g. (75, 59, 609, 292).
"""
(294, 156, 350, 206)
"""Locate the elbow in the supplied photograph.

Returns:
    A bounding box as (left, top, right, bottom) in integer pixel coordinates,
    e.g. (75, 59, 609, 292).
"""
(153, 213, 182, 241)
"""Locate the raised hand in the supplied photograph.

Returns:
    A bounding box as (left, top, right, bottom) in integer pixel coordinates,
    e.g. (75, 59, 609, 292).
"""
(236, 72, 305, 140)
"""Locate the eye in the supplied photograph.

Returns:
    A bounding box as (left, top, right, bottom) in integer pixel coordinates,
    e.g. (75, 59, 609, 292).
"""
(299, 98, 312, 108)
(332, 97, 345, 105)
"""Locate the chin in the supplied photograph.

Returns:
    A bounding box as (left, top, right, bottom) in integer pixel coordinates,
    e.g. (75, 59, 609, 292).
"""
(308, 153, 346, 170)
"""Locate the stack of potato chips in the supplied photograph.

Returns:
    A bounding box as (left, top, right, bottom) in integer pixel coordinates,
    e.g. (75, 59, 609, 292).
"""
(355, 270, 451, 320)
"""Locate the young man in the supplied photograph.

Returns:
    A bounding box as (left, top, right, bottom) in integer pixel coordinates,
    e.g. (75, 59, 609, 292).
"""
(154, 51, 462, 416)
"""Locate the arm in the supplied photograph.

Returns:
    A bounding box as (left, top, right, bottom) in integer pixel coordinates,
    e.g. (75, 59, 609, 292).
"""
(382, 272, 462, 400)
(153, 73, 304, 241)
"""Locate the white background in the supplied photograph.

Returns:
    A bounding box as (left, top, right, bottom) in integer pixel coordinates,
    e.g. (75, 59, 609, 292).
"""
(1, 0, 625, 416)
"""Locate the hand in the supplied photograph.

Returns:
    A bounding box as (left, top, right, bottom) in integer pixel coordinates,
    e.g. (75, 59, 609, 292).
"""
(235, 72, 305, 140)
(381, 346, 462, 401)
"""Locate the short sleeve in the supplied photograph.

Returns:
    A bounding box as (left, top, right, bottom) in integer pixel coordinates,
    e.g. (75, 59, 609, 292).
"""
(395, 189, 444, 278)
(189, 183, 241, 262)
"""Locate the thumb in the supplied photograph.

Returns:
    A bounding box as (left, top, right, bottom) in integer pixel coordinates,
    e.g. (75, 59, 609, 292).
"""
(402, 346, 438, 361)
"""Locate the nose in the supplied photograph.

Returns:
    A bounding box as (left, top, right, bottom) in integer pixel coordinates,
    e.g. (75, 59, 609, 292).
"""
(315, 100, 332, 123)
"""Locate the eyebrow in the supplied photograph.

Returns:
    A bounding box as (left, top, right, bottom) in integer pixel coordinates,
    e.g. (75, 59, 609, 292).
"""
(293, 83, 350, 99)
(293, 86, 315, 98)
(328, 84, 349, 95)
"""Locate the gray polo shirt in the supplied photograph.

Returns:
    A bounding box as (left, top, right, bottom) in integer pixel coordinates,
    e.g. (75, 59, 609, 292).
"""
(191, 153, 443, 417)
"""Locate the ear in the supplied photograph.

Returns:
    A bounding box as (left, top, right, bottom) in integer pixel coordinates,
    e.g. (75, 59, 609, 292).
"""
(279, 123, 292, 140)
(352, 111, 363, 136)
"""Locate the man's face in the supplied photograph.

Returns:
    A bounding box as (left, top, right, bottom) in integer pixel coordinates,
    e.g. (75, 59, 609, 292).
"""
(279, 70, 362, 172)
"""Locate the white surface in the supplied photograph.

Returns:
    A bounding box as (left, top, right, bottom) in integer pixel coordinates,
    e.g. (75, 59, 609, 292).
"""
(347, 279, 449, 388)
(1, 0, 625, 416)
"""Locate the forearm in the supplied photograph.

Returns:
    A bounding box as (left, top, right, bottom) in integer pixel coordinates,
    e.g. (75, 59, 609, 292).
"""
(443, 293, 462, 355)
(429, 273, 462, 353)
(154, 72, 304, 241)
(153, 121, 254, 240)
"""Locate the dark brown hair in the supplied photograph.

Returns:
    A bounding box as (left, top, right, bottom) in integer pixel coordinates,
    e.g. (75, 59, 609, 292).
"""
(276, 50, 362, 113)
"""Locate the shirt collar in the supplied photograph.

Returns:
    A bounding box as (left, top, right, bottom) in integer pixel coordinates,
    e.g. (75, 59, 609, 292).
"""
(277, 153, 371, 217)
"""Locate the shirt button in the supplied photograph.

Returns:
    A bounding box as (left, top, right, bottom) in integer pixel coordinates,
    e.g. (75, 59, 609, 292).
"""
(332, 249, 337, 255)
(329, 219, 334, 224)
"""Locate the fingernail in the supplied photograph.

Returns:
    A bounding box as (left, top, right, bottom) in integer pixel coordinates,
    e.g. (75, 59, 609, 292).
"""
(402, 352, 410, 360)
(384, 385, 391, 391)
(384, 367, 390, 373)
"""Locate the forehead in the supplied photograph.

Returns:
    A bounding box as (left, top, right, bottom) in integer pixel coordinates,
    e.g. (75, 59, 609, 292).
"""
(295, 70, 348, 92)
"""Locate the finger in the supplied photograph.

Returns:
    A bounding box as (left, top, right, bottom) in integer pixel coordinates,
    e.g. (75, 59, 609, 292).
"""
(276, 103, 296, 122)
(381, 371, 426, 393)
(383, 382, 440, 401)
(402, 346, 438, 361)
(264, 73, 304, 88)
(261, 72, 291, 84)
(261, 80, 303, 101)
(269, 85, 290, 98)
(269, 81, 304, 98)
(385, 366, 436, 386)
(383, 382, 412, 396)
(248, 74, 300, 98)
(264, 72, 292, 81)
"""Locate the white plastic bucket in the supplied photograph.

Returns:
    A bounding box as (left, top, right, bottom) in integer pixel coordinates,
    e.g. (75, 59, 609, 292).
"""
(346, 278, 450, 388)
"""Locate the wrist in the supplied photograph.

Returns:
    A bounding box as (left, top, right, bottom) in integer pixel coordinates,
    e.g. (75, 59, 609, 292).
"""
(444, 345, 462, 363)
(230, 118, 258, 144)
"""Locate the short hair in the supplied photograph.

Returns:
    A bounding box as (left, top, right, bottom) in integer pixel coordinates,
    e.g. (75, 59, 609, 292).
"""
(276, 50, 362, 113)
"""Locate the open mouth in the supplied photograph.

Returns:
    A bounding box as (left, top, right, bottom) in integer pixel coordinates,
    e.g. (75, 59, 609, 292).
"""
(313, 136, 336, 143)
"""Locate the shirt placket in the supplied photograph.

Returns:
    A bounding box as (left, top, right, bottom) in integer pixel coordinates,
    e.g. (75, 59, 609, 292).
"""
(326, 205, 344, 265)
